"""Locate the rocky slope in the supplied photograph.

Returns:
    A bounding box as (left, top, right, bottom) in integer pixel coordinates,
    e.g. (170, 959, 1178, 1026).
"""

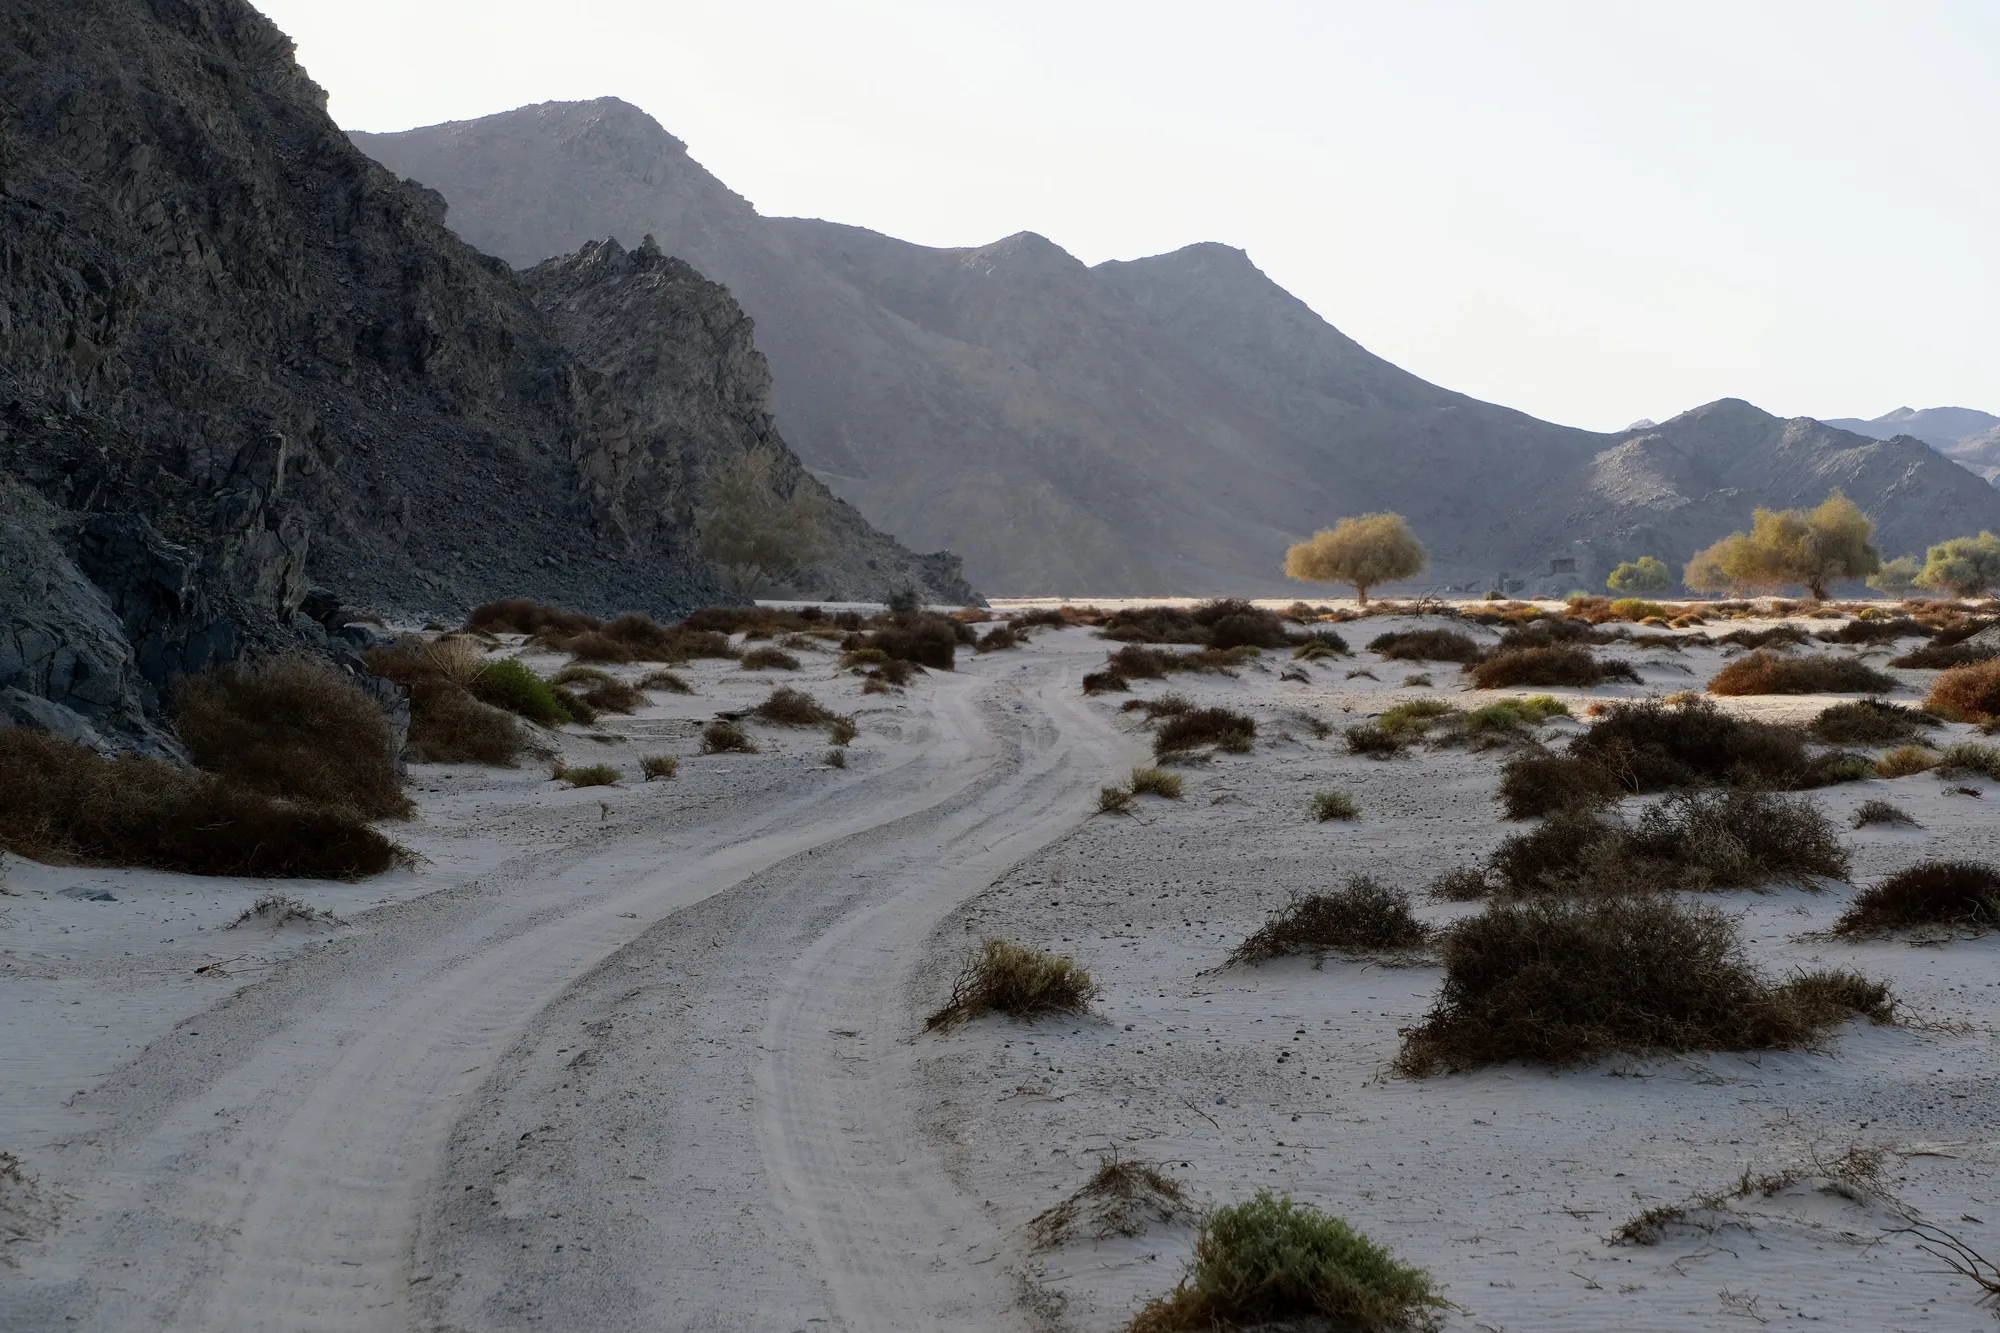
(0, 3, 962, 745)
(354, 98, 2000, 596)
(1821, 407, 2000, 484)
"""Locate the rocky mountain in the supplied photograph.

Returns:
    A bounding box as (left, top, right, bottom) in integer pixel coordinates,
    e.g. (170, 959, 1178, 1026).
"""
(1820, 407, 2000, 484)
(354, 98, 2000, 596)
(0, 3, 962, 746)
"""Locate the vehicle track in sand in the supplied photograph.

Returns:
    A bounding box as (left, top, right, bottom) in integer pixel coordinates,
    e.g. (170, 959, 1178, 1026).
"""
(4, 644, 1126, 1333)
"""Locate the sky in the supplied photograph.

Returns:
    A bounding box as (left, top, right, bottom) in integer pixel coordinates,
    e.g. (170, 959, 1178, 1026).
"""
(258, 0, 1999, 434)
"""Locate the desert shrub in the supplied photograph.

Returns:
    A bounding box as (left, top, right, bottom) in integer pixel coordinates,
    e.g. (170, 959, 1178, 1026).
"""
(740, 646, 801, 671)
(1927, 659, 2000, 722)
(1109, 644, 1171, 679)
(1468, 645, 1640, 689)
(1710, 651, 1901, 696)
(1608, 597, 1670, 621)
(1874, 745, 1939, 778)
(1850, 799, 1916, 828)
(840, 647, 890, 670)
(1205, 608, 1291, 650)
(1029, 1154, 1194, 1249)
(1566, 696, 1815, 791)
(1012, 607, 1073, 630)
(465, 598, 600, 637)
(641, 755, 679, 781)
(638, 669, 692, 694)
(1428, 867, 1492, 901)
(1230, 878, 1427, 966)
(1312, 790, 1359, 821)
(1400, 673, 1433, 688)
(1290, 628, 1349, 656)
(229, 892, 342, 929)
(556, 763, 619, 788)
(678, 606, 818, 636)
(753, 686, 837, 726)
(1130, 766, 1184, 799)
(1502, 616, 1619, 648)
(549, 666, 645, 714)
(926, 939, 1096, 1029)
(1368, 628, 1483, 663)
(1097, 785, 1136, 815)
(1495, 752, 1623, 819)
(1343, 723, 1402, 756)
(1100, 605, 1210, 645)
(701, 721, 757, 754)
(825, 748, 847, 768)
(1835, 860, 2000, 935)
(0, 729, 409, 880)
(976, 625, 1020, 652)
(173, 656, 408, 819)
(549, 688, 598, 726)
(1395, 896, 1883, 1075)
(1155, 707, 1256, 756)
(1889, 626, 1999, 669)
(828, 717, 859, 746)
(1128, 1190, 1442, 1333)
(1082, 670, 1129, 695)
(1377, 698, 1457, 738)
(1123, 693, 1194, 721)
(850, 614, 957, 669)
(364, 643, 525, 764)
(470, 657, 572, 726)
(1818, 617, 1933, 645)
(1810, 699, 1936, 744)
(1933, 742, 2000, 779)
(1714, 625, 1811, 650)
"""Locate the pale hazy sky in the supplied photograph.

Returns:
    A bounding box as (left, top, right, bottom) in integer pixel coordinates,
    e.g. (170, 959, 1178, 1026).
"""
(259, 0, 1997, 434)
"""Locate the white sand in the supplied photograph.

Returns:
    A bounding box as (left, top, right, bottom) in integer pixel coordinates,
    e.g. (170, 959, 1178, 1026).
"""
(2, 613, 1997, 1331)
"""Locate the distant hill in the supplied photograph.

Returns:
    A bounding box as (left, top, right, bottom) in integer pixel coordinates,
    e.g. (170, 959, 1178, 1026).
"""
(1820, 407, 2000, 484)
(354, 98, 2000, 594)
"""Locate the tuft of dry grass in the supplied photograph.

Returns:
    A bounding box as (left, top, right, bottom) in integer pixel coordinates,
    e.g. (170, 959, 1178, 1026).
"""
(173, 656, 409, 819)
(1874, 745, 1939, 778)
(926, 939, 1097, 1030)
(1834, 860, 2000, 936)
(1344, 723, 1403, 756)
(1468, 645, 1641, 689)
(1934, 742, 2000, 779)
(228, 893, 343, 929)
(1127, 1190, 1444, 1333)
(828, 717, 859, 746)
(1368, 628, 1484, 663)
(1097, 785, 1137, 815)
(1230, 877, 1429, 964)
(1927, 659, 2000, 723)
(638, 669, 692, 694)
(1312, 790, 1359, 821)
(976, 625, 1021, 652)
(1129, 766, 1184, 799)
(0, 730, 410, 880)
(1395, 896, 1890, 1076)
(549, 666, 645, 715)
(1154, 707, 1256, 756)
(465, 598, 600, 637)
(753, 686, 837, 726)
(1850, 799, 1917, 828)
(740, 646, 801, 671)
(1709, 651, 1900, 696)
(1029, 1154, 1193, 1250)
(554, 763, 619, 788)
(641, 755, 679, 781)
(701, 721, 758, 754)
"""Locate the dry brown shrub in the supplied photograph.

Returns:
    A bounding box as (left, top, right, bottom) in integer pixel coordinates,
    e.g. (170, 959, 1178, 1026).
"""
(638, 669, 692, 694)
(1835, 860, 2000, 936)
(926, 939, 1096, 1029)
(701, 720, 757, 753)
(0, 730, 409, 880)
(464, 598, 600, 636)
(1082, 670, 1129, 695)
(1874, 745, 1939, 778)
(1395, 896, 1887, 1076)
(1367, 628, 1483, 662)
(1468, 645, 1642, 689)
(754, 687, 837, 726)
(1850, 799, 1917, 828)
(1230, 877, 1430, 965)
(1817, 617, 1934, 645)
(847, 614, 958, 669)
(1709, 651, 1900, 696)
(1029, 1155, 1194, 1250)
(1155, 707, 1256, 756)
(1495, 752, 1623, 819)
(173, 656, 409, 818)
(364, 644, 524, 765)
(740, 646, 801, 671)
(1927, 659, 2000, 722)
(1810, 699, 1937, 744)
(1564, 697, 1824, 792)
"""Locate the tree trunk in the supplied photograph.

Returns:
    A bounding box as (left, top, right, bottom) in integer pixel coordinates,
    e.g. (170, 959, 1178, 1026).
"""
(1806, 576, 1827, 601)
(1355, 584, 1370, 607)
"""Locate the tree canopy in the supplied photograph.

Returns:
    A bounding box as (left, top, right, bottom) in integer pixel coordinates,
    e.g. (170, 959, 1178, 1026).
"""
(1682, 492, 1880, 599)
(1606, 556, 1672, 594)
(1284, 513, 1426, 606)
(696, 445, 831, 595)
(1866, 555, 1922, 597)
(1914, 532, 2000, 598)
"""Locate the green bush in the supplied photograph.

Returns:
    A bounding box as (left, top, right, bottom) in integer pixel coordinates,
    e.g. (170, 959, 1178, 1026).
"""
(556, 764, 619, 788)
(1312, 790, 1359, 821)
(471, 657, 572, 727)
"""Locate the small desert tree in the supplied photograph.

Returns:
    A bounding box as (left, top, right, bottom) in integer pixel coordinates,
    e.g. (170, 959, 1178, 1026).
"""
(697, 445, 831, 595)
(1867, 555, 1922, 597)
(1606, 556, 1672, 594)
(1682, 492, 1879, 600)
(1915, 532, 2000, 598)
(1284, 513, 1425, 606)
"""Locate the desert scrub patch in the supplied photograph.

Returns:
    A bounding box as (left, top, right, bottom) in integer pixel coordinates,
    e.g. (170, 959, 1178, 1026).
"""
(1927, 658, 2000, 722)
(228, 893, 344, 929)
(1154, 707, 1256, 756)
(1377, 698, 1457, 737)
(701, 720, 758, 754)
(1934, 742, 2000, 779)
(364, 643, 523, 765)
(1367, 627, 1484, 663)
(839, 647, 890, 670)
(638, 669, 692, 694)
(0, 729, 411, 880)
(1230, 877, 1429, 965)
(1312, 790, 1359, 821)
(1121, 693, 1195, 722)
(738, 646, 801, 671)
(1290, 633, 1347, 662)
(1343, 723, 1403, 757)
(1875, 745, 1940, 778)
(824, 748, 847, 768)
(1467, 645, 1642, 689)
(1395, 896, 1889, 1076)
(1819, 616, 1934, 645)
(1401, 672, 1433, 687)
(1127, 1189, 1443, 1333)
(1129, 766, 1184, 799)
(753, 686, 837, 726)
(172, 655, 410, 819)
(1081, 670, 1129, 694)
(1097, 785, 1137, 815)
(1562, 696, 1839, 794)
(926, 939, 1097, 1030)
(1834, 860, 2000, 936)
(976, 625, 1020, 652)
(1810, 699, 1937, 745)
(465, 597, 599, 637)
(469, 656, 573, 727)
(550, 666, 645, 714)
(1495, 752, 1623, 819)
(827, 717, 859, 746)
(640, 755, 679, 781)
(1850, 798, 1917, 828)
(1709, 651, 1900, 696)
(554, 763, 619, 788)
(1029, 1154, 1194, 1250)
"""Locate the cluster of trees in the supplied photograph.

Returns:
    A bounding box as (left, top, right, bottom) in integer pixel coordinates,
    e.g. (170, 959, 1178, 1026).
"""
(1282, 494, 2000, 602)
(696, 445, 830, 595)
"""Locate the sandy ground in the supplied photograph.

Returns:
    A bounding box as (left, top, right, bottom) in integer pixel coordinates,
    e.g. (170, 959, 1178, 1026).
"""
(2, 611, 1997, 1331)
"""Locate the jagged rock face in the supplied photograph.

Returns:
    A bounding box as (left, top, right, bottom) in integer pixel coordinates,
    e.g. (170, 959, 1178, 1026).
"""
(522, 237, 971, 602)
(0, 3, 960, 744)
(357, 97, 2000, 596)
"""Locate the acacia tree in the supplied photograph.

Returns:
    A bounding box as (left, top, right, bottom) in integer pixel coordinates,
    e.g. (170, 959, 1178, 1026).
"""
(1682, 492, 1880, 600)
(1606, 556, 1672, 594)
(1867, 555, 1922, 597)
(1284, 513, 1426, 606)
(696, 445, 831, 595)
(1915, 532, 2000, 598)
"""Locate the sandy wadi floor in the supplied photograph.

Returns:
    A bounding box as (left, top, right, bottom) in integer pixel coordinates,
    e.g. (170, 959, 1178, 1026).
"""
(1, 609, 1997, 1331)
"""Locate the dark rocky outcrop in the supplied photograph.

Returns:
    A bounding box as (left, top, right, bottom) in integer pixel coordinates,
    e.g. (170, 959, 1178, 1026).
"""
(0, 2, 963, 747)
(357, 98, 2000, 595)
